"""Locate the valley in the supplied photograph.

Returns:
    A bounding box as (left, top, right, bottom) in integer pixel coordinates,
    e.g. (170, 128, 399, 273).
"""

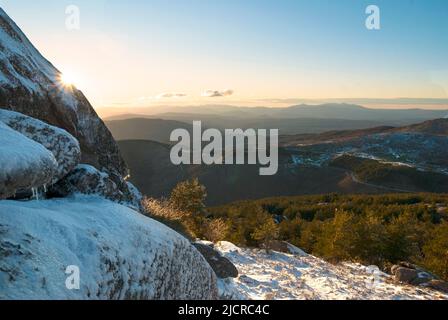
(110, 117, 448, 205)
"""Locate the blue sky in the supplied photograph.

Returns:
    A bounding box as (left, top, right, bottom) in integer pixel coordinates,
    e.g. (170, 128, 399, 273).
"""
(1, 0, 447, 110)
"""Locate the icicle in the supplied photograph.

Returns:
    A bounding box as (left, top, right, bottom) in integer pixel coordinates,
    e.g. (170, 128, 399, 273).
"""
(30, 187, 40, 201)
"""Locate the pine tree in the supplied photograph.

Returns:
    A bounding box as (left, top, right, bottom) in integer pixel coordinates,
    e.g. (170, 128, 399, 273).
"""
(170, 178, 207, 215)
(251, 218, 280, 249)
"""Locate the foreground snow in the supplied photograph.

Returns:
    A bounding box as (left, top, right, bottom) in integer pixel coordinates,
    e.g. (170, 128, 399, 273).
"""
(215, 242, 448, 300)
(0, 196, 217, 300)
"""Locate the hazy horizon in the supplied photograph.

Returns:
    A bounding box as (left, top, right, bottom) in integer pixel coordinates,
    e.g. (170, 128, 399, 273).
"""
(96, 99, 448, 119)
(1, 0, 447, 112)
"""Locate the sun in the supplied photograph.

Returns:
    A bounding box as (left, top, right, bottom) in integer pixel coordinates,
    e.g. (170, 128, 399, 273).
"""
(59, 71, 80, 88)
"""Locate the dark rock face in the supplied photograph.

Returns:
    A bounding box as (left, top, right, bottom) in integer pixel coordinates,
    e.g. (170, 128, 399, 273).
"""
(193, 243, 239, 279)
(0, 8, 127, 181)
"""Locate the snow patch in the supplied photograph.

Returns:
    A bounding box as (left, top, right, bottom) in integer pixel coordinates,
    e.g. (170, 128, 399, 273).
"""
(215, 242, 448, 300)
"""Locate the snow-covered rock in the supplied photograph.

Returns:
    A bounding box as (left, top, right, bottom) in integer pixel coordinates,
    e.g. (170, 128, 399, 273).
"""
(0, 109, 81, 183)
(126, 181, 143, 209)
(50, 165, 141, 209)
(0, 122, 57, 199)
(0, 8, 127, 185)
(0, 196, 218, 300)
(50, 164, 120, 198)
(214, 242, 448, 300)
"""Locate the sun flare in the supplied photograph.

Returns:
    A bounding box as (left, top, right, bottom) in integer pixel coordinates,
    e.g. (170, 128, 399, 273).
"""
(59, 72, 80, 88)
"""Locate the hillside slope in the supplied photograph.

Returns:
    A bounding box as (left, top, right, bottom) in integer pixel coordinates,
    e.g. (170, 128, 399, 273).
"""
(118, 140, 382, 205)
(215, 242, 448, 300)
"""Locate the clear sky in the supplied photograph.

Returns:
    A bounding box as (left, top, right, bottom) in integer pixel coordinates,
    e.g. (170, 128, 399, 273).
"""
(1, 0, 448, 110)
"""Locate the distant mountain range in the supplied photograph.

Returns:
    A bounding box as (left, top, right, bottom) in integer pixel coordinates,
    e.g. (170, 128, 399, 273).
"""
(106, 118, 193, 143)
(104, 103, 448, 120)
(105, 103, 448, 121)
(104, 104, 448, 139)
(280, 118, 448, 146)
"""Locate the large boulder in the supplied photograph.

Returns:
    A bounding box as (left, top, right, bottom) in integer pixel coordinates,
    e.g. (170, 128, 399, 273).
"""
(0, 8, 128, 186)
(0, 122, 57, 199)
(0, 109, 81, 183)
(193, 243, 239, 279)
(0, 197, 218, 300)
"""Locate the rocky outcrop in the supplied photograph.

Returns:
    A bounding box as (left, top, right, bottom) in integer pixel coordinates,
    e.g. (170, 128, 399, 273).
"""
(0, 8, 219, 300)
(193, 243, 239, 279)
(391, 262, 437, 286)
(0, 109, 80, 182)
(390, 262, 448, 294)
(126, 181, 143, 208)
(0, 122, 57, 199)
(0, 8, 127, 184)
(0, 197, 218, 300)
(49, 164, 138, 207)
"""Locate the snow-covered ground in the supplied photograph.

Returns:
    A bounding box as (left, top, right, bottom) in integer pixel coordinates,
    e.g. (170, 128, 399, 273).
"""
(215, 242, 448, 300)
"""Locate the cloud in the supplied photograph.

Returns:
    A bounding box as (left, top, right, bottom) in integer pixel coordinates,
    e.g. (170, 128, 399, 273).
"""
(201, 89, 234, 98)
(156, 92, 187, 99)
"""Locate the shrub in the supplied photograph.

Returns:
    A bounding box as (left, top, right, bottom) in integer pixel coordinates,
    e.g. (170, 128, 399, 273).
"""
(141, 197, 196, 239)
(422, 223, 448, 279)
(203, 218, 230, 243)
(170, 178, 207, 214)
(251, 218, 280, 249)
